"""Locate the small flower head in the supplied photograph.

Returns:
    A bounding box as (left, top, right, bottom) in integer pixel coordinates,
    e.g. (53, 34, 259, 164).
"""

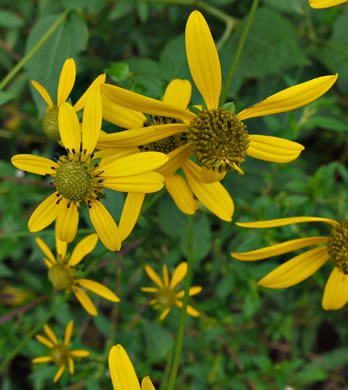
(32, 320, 90, 383)
(141, 262, 202, 320)
(36, 233, 120, 316)
(109, 344, 156, 390)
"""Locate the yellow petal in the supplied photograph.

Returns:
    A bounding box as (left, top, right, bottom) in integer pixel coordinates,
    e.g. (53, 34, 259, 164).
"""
(309, 0, 348, 8)
(64, 320, 73, 345)
(201, 167, 226, 183)
(175, 300, 200, 317)
(247, 135, 304, 163)
(145, 265, 164, 288)
(44, 258, 53, 268)
(35, 237, 56, 264)
(141, 376, 156, 390)
(258, 246, 329, 288)
(236, 216, 339, 229)
(163, 79, 192, 108)
(322, 267, 348, 310)
(69, 233, 98, 266)
(82, 86, 102, 155)
(74, 73, 106, 112)
(70, 350, 90, 357)
(31, 80, 54, 107)
(96, 123, 188, 149)
(53, 365, 65, 383)
(56, 235, 67, 261)
(55, 199, 79, 243)
(77, 279, 120, 302)
(102, 83, 195, 121)
(232, 236, 329, 261)
(176, 286, 202, 298)
(185, 11, 221, 109)
(11, 154, 58, 176)
(156, 144, 191, 177)
(44, 324, 58, 344)
(141, 287, 159, 293)
(58, 102, 81, 153)
(159, 308, 171, 320)
(108, 344, 141, 390)
(182, 160, 234, 221)
(28, 192, 60, 232)
(162, 265, 169, 287)
(102, 94, 146, 129)
(73, 286, 97, 316)
(238, 74, 338, 120)
(102, 152, 168, 177)
(57, 58, 76, 106)
(96, 148, 140, 166)
(165, 173, 199, 215)
(119, 192, 145, 241)
(32, 356, 52, 364)
(88, 199, 121, 251)
(68, 357, 74, 375)
(170, 262, 187, 289)
(35, 334, 54, 348)
(102, 172, 164, 193)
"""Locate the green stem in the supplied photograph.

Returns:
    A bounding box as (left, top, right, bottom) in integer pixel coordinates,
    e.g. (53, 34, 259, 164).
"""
(167, 215, 193, 390)
(219, 0, 259, 105)
(0, 10, 69, 91)
(0, 293, 69, 373)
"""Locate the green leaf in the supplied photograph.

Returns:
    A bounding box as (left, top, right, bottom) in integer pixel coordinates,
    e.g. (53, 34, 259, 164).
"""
(144, 320, 173, 359)
(0, 10, 24, 28)
(106, 62, 130, 83)
(301, 116, 348, 132)
(159, 195, 186, 238)
(0, 91, 16, 105)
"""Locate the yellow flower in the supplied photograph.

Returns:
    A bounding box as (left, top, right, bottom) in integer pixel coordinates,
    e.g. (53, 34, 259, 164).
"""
(11, 86, 168, 250)
(141, 262, 202, 320)
(32, 57, 105, 141)
(109, 344, 156, 390)
(309, 0, 347, 8)
(101, 11, 337, 221)
(32, 320, 90, 383)
(232, 216, 348, 310)
(0, 284, 30, 306)
(36, 233, 119, 316)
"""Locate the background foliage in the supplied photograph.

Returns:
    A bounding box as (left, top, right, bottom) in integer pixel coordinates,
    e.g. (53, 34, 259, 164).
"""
(0, 0, 347, 389)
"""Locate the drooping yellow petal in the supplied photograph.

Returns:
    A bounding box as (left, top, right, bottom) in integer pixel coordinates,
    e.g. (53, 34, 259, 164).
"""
(145, 265, 164, 288)
(53, 365, 65, 383)
(69, 233, 98, 266)
(185, 11, 221, 109)
(55, 199, 79, 243)
(162, 265, 169, 287)
(102, 172, 164, 193)
(109, 344, 141, 390)
(247, 135, 304, 163)
(82, 86, 102, 155)
(68, 358, 74, 375)
(35, 334, 54, 348)
(102, 84, 195, 121)
(176, 286, 202, 298)
(57, 58, 76, 105)
(309, 0, 347, 8)
(74, 73, 106, 112)
(58, 102, 81, 153)
(11, 154, 58, 176)
(182, 160, 234, 221)
(118, 192, 145, 241)
(175, 300, 200, 317)
(77, 279, 120, 302)
(236, 216, 339, 229)
(163, 79, 192, 108)
(72, 286, 97, 316)
(232, 236, 329, 261)
(141, 376, 156, 390)
(35, 237, 56, 264)
(159, 307, 171, 320)
(44, 324, 59, 344)
(70, 350, 90, 357)
(156, 144, 192, 177)
(31, 80, 54, 108)
(165, 173, 199, 215)
(64, 320, 73, 345)
(96, 123, 188, 149)
(201, 167, 226, 183)
(88, 199, 121, 251)
(170, 262, 187, 289)
(101, 94, 146, 129)
(258, 246, 329, 289)
(56, 235, 67, 261)
(322, 267, 348, 310)
(141, 287, 159, 293)
(28, 192, 60, 232)
(32, 356, 52, 364)
(238, 74, 338, 120)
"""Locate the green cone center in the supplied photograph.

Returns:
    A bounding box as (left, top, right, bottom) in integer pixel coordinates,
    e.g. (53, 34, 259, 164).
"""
(328, 220, 348, 274)
(42, 106, 60, 141)
(187, 108, 249, 173)
(55, 161, 91, 202)
(51, 344, 70, 366)
(157, 288, 176, 308)
(48, 264, 74, 290)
